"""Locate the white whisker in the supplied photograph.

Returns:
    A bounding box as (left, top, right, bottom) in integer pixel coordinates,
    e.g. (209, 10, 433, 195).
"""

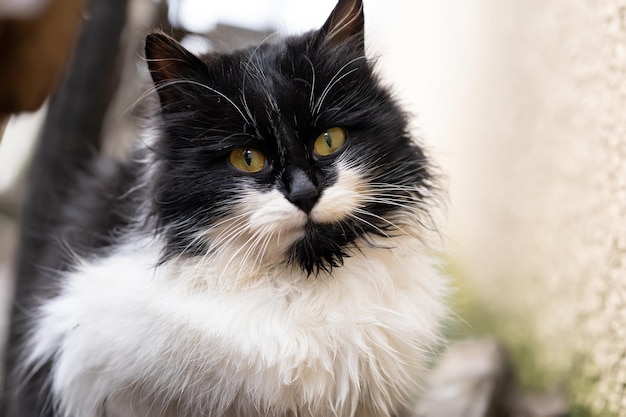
(157, 79, 252, 126)
(312, 56, 366, 117)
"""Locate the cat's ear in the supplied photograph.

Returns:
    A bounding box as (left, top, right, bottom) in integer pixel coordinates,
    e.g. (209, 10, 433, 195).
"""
(320, 0, 364, 51)
(145, 32, 208, 107)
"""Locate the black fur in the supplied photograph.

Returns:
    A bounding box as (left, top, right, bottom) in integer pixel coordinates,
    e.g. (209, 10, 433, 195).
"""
(146, 25, 432, 275)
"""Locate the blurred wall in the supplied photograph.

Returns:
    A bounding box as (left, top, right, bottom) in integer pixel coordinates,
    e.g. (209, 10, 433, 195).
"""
(437, 0, 626, 415)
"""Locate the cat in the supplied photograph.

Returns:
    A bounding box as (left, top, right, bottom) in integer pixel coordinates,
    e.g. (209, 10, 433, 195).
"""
(5, 0, 447, 416)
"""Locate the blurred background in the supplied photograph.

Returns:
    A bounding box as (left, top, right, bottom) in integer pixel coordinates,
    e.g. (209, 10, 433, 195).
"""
(0, 0, 623, 415)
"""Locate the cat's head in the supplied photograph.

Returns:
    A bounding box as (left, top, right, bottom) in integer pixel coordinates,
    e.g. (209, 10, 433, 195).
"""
(145, 0, 436, 277)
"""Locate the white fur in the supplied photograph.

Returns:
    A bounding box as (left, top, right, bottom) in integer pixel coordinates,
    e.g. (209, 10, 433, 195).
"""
(26, 167, 447, 417)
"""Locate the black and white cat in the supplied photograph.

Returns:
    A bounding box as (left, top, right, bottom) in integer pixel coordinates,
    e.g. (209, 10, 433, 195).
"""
(10, 0, 447, 416)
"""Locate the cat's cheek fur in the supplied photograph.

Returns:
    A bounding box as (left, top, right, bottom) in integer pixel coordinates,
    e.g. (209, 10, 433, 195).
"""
(201, 187, 308, 263)
(240, 187, 307, 236)
(310, 164, 368, 224)
(26, 235, 446, 417)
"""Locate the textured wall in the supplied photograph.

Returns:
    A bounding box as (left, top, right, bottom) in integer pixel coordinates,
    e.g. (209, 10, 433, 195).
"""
(441, 0, 626, 414)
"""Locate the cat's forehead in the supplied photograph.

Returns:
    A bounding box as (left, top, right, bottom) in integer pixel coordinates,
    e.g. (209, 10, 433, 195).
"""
(207, 34, 359, 88)
(238, 43, 293, 86)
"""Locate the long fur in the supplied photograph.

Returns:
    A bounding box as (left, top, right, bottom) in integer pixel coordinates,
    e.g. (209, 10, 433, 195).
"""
(28, 223, 445, 417)
(12, 1, 448, 416)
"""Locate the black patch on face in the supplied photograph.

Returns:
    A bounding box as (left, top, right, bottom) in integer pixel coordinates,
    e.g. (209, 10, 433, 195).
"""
(146, 6, 433, 274)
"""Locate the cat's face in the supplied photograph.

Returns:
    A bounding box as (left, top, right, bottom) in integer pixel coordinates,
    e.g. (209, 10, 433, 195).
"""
(146, 0, 433, 276)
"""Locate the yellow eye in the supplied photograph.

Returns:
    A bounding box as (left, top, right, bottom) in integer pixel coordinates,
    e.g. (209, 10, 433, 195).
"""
(313, 127, 346, 157)
(229, 148, 266, 173)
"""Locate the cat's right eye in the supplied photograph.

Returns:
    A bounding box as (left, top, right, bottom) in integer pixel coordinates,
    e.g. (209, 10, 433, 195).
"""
(313, 127, 346, 157)
(229, 148, 266, 173)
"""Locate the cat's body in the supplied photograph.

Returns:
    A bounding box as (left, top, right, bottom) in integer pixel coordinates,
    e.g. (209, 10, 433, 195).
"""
(30, 219, 442, 417)
(5, 1, 447, 416)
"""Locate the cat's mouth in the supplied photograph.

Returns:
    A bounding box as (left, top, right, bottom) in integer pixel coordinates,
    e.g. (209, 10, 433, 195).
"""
(298, 213, 342, 233)
(304, 218, 324, 230)
(277, 215, 326, 240)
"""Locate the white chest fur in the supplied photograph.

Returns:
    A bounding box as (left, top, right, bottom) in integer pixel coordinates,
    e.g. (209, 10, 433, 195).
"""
(27, 235, 446, 417)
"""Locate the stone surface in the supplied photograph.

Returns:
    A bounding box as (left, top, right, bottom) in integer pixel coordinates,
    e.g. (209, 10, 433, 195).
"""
(512, 392, 569, 417)
(415, 339, 569, 417)
(415, 339, 514, 417)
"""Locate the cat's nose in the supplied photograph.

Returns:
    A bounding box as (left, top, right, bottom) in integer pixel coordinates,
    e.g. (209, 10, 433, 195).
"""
(287, 169, 319, 213)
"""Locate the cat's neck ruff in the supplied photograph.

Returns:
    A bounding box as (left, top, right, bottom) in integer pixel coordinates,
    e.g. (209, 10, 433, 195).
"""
(27, 231, 445, 417)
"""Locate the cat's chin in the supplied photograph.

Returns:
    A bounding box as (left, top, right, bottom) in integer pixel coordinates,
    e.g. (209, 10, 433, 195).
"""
(285, 222, 352, 276)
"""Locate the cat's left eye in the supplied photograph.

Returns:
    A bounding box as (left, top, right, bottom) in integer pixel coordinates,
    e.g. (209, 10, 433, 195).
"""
(229, 148, 266, 173)
(313, 127, 346, 157)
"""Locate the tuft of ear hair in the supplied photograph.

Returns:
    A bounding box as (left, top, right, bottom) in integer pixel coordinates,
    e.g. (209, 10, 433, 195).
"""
(144, 32, 208, 107)
(320, 0, 365, 50)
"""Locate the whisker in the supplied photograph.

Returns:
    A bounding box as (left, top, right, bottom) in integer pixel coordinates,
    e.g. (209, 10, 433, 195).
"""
(303, 55, 317, 114)
(312, 56, 366, 117)
(347, 212, 392, 240)
(353, 207, 410, 236)
(156, 79, 252, 126)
